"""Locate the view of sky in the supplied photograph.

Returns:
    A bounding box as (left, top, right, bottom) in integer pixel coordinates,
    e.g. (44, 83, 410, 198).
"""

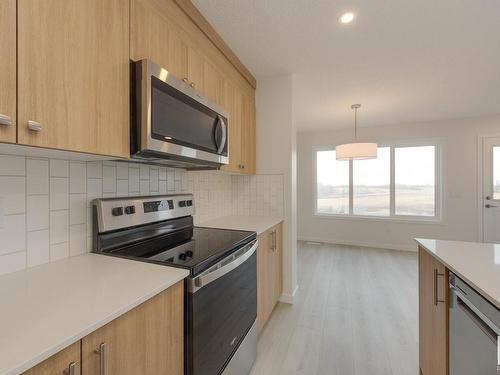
(317, 146, 435, 187)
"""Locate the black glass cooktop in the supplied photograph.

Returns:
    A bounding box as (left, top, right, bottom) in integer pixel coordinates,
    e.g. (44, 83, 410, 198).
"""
(107, 226, 256, 276)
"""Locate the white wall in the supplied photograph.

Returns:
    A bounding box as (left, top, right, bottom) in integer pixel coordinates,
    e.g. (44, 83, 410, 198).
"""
(298, 115, 500, 251)
(256, 74, 298, 303)
(0, 156, 283, 276)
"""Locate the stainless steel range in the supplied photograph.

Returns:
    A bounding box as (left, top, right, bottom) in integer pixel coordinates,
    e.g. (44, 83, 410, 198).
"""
(92, 194, 257, 375)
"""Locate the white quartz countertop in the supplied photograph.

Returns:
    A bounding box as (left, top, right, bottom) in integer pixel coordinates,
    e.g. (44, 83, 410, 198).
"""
(416, 238, 500, 309)
(198, 216, 284, 235)
(0, 253, 188, 375)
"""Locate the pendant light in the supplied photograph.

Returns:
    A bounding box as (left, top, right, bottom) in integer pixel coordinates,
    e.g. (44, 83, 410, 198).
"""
(336, 104, 377, 160)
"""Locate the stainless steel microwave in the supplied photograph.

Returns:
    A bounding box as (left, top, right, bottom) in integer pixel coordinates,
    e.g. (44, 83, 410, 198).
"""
(131, 59, 229, 169)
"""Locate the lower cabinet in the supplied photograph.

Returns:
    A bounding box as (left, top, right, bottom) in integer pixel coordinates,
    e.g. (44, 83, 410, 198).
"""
(23, 281, 184, 375)
(23, 342, 81, 375)
(418, 247, 448, 375)
(256, 223, 283, 334)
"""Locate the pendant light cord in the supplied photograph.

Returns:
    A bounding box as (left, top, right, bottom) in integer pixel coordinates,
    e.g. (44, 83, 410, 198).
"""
(354, 106, 357, 140)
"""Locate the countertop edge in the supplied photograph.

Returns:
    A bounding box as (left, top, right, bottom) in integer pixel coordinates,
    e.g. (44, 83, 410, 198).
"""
(6, 269, 188, 375)
(415, 238, 500, 310)
(198, 216, 284, 235)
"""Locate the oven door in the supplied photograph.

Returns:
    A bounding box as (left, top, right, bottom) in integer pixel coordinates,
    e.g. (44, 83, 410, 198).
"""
(135, 59, 228, 166)
(186, 240, 258, 375)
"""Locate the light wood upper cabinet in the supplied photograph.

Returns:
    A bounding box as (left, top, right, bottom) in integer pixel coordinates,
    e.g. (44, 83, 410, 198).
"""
(241, 91, 256, 174)
(17, 0, 129, 157)
(0, 0, 16, 143)
(256, 224, 283, 334)
(82, 281, 184, 375)
(419, 247, 448, 375)
(22, 342, 80, 375)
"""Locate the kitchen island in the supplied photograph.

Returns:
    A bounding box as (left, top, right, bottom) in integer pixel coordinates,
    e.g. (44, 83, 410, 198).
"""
(416, 238, 500, 375)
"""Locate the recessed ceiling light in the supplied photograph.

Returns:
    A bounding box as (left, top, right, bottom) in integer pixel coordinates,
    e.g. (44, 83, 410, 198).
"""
(339, 12, 355, 24)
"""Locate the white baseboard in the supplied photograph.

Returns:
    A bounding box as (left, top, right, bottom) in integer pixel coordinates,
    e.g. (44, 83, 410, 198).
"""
(298, 236, 416, 252)
(279, 284, 298, 305)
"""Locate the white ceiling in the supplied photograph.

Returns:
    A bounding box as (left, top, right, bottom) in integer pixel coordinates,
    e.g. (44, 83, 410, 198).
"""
(192, 0, 500, 131)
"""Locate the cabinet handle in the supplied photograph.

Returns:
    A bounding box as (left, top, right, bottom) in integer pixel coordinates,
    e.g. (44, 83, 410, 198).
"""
(182, 77, 188, 83)
(433, 269, 445, 306)
(94, 342, 107, 375)
(64, 362, 76, 375)
(271, 230, 277, 251)
(27, 120, 42, 132)
(0, 114, 12, 126)
(238, 164, 245, 169)
(190, 82, 195, 88)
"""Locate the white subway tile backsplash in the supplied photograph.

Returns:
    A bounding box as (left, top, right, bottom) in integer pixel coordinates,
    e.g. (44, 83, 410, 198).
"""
(87, 161, 102, 179)
(69, 162, 86, 194)
(50, 210, 69, 244)
(0, 154, 284, 275)
(116, 163, 128, 180)
(0, 214, 26, 255)
(50, 242, 69, 262)
(0, 251, 26, 276)
(27, 159, 49, 195)
(70, 224, 86, 256)
(70, 194, 86, 225)
(50, 177, 69, 210)
(102, 165, 117, 193)
(50, 159, 69, 177)
(27, 195, 49, 231)
(0, 176, 25, 214)
(129, 168, 140, 192)
(27, 230, 49, 267)
(0, 155, 25, 176)
(140, 164, 149, 180)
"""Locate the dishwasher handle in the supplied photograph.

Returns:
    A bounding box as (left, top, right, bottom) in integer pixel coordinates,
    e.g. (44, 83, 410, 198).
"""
(451, 285, 500, 344)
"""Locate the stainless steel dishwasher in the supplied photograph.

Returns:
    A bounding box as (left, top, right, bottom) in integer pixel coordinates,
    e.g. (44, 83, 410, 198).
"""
(449, 272, 500, 374)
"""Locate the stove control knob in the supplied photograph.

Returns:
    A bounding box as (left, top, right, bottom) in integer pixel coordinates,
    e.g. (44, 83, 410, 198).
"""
(186, 200, 193, 206)
(124, 205, 136, 215)
(111, 207, 123, 216)
(179, 200, 186, 207)
(185, 251, 193, 258)
(178, 253, 187, 261)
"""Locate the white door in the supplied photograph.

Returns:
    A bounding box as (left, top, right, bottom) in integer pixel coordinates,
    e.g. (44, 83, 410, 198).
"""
(482, 137, 500, 242)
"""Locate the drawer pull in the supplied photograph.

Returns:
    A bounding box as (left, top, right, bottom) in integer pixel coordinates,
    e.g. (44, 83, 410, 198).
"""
(434, 269, 445, 305)
(94, 342, 107, 375)
(0, 114, 12, 126)
(64, 362, 76, 375)
(27, 120, 42, 132)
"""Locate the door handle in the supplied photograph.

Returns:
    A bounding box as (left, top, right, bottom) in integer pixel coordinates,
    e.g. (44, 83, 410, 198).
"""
(94, 342, 107, 375)
(64, 362, 76, 375)
(485, 204, 498, 208)
(27, 120, 42, 132)
(434, 269, 445, 306)
(0, 114, 12, 126)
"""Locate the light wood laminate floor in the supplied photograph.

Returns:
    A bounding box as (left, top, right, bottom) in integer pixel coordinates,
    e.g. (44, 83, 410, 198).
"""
(250, 242, 418, 375)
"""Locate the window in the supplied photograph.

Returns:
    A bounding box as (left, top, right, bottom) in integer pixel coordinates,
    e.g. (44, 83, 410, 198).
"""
(493, 147, 500, 200)
(353, 147, 390, 216)
(316, 150, 349, 214)
(315, 143, 439, 220)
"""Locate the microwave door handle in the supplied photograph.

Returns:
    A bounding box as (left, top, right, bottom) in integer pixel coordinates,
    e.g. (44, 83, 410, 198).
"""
(215, 116, 227, 154)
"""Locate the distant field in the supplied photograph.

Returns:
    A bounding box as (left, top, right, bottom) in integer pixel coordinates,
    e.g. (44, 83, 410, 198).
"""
(317, 186, 434, 216)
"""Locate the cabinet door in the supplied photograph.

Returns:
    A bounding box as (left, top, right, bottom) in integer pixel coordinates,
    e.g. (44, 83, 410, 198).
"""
(22, 342, 80, 375)
(240, 92, 256, 174)
(203, 60, 224, 106)
(256, 228, 271, 334)
(187, 46, 205, 94)
(82, 282, 184, 375)
(131, 0, 188, 81)
(221, 83, 242, 173)
(0, 0, 16, 143)
(17, 0, 129, 157)
(419, 247, 448, 375)
(272, 224, 283, 303)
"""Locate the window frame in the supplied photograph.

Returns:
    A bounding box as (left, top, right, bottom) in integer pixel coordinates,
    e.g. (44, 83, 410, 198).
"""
(313, 140, 443, 223)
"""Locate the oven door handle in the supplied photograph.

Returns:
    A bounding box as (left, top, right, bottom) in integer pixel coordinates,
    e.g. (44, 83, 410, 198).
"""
(191, 240, 258, 292)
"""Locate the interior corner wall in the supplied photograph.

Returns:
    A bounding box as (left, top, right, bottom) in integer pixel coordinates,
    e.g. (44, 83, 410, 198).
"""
(297, 115, 500, 251)
(256, 74, 298, 302)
